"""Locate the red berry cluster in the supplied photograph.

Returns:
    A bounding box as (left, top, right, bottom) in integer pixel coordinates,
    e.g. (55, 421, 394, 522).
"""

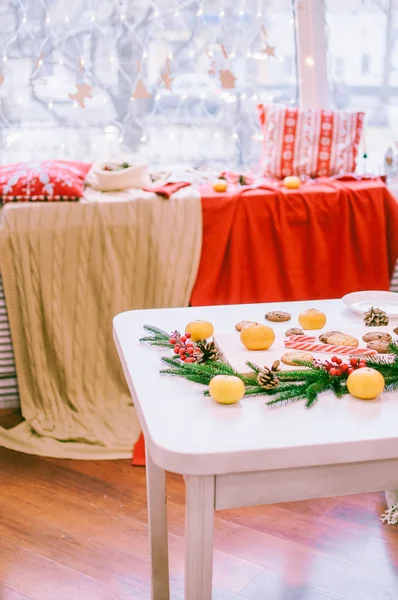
(315, 355, 367, 377)
(169, 331, 200, 363)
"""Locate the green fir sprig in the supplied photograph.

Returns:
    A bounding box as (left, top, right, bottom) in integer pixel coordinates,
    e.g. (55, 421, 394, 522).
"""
(139, 324, 172, 348)
(141, 325, 398, 408)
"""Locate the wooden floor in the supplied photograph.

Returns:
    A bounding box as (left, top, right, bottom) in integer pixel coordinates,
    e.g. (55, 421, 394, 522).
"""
(1, 410, 398, 599)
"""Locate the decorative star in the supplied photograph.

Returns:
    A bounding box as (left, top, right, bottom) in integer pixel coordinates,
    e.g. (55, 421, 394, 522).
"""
(0, 73, 4, 86)
(132, 79, 151, 99)
(161, 57, 174, 91)
(69, 83, 92, 108)
(220, 69, 236, 89)
(264, 44, 276, 58)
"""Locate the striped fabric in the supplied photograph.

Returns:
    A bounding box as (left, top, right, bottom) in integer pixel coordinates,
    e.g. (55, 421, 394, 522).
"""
(0, 274, 19, 409)
(257, 104, 364, 179)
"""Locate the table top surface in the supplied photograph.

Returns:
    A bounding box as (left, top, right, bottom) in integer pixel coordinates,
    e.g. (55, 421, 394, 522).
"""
(113, 299, 398, 475)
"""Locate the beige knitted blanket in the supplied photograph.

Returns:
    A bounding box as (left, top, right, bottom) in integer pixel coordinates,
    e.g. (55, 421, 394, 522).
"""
(0, 187, 202, 459)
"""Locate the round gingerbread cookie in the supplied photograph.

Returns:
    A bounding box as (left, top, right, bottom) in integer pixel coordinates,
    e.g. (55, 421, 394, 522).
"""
(363, 332, 392, 343)
(285, 327, 304, 337)
(281, 350, 313, 366)
(265, 311, 291, 323)
(235, 320, 255, 332)
(366, 340, 391, 354)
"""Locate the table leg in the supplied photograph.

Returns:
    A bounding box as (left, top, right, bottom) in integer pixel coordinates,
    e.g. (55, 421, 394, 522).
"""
(146, 449, 170, 600)
(184, 475, 215, 600)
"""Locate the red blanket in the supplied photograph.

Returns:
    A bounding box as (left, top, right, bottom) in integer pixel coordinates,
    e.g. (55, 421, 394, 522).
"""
(132, 177, 398, 465)
(191, 178, 398, 305)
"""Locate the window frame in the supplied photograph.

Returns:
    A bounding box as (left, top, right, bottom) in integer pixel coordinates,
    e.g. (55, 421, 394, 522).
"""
(295, 0, 330, 109)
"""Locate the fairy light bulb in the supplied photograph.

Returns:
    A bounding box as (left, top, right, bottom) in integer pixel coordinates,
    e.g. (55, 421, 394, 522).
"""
(305, 56, 315, 67)
(239, 10, 244, 16)
(230, 51, 236, 58)
(140, 135, 147, 142)
(219, 10, 225, 17)
(154, 10, 160, 17)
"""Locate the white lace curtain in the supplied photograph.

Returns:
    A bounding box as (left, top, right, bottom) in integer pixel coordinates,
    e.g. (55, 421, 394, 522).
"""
(0, 0, 297, 167)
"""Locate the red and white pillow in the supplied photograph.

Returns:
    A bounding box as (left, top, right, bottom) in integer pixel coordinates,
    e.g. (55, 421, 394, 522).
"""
(257, 105, 364, 179)
(0, 160, 92, 202)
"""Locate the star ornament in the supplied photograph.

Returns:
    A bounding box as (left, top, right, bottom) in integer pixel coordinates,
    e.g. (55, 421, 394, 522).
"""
(69, 83, 92, 108)
(263, 44, 276, 58)
(161, 57, 174, 91)
(220, 69, 236, 89)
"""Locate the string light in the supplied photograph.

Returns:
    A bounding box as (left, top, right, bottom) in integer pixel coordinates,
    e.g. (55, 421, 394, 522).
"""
(241, 93, 247, 100)
(208, 51, 214, 57)
(252, 94, 258, 101)
(154, 10, 160, 17)
(121, 14, 125, 20)
(181, 93, 187, 100)
(140, 135, 148, 142)
(188, 51, 194, 57)
(305, 56, 315, 67)
(3, 55, 7, 63)
(219, 10, 225, 17)
(155, 94, 161, 100)
(46, 15, 50, 24)
(168, 53, 173, 59)
(197, 8, 203, 16)
(214, 132, 220, 139)
(143, 52, 148, 59)
(230, 51, 236, 58)
(246, 52, 252, 58)
(48, 101, 53, 109)
(174, 10, 179, 16)
(91, 14, 95, 22)
(239, 10, 245, 16)
(256, 12, 263, 18)
(65, 15, 69, 23)
(232, 132, 238, 139)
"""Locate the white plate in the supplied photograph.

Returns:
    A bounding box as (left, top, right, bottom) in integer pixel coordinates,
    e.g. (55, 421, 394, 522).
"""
(342, 290, 398, 318)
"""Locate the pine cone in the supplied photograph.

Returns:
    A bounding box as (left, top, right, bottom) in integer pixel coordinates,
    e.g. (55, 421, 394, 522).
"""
(257, 367, 279, 390)
(364, 306, 389, 327)
(195, 340, 222, 363)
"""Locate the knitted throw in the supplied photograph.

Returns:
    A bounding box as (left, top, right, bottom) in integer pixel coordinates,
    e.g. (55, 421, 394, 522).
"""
(0, 188, 202, 459)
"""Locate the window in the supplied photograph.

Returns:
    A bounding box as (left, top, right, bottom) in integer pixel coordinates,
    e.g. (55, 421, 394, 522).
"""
(0, 0, 298, 168)
(326, 0, 398, 167)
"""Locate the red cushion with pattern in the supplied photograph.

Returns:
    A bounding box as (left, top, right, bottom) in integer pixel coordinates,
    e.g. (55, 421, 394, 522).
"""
(0, 160, 92, 202)
(257, 105, 364, 179)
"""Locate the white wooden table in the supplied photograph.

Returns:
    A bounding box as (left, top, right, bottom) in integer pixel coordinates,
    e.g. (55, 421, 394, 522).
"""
(113, 299, 398, 600)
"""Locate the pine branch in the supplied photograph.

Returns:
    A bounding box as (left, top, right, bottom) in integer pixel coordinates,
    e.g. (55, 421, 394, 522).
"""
(142, 324, 171, 338)
(245, 360, 261, 374)
(139, 337, 171, 347)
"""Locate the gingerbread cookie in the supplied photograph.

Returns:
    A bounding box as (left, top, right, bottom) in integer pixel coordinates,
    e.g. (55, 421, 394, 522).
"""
(265, 311, 291, 323)
(394, 327, 398, 336)
(318, 331, 359, 347)
(235, 320, 255, 332)
(362, 332, 392, 343)
(285, 327, 304, 337)
(281, 350, 313, 366)
(366, 340, 391, 354)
